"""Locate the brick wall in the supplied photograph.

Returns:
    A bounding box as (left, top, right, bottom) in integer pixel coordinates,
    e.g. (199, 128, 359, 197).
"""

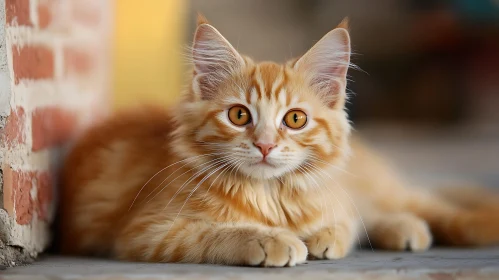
(0, 0, 112, 267)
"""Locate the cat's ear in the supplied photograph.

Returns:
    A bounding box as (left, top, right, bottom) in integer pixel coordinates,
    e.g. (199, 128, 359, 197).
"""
(191, 19, 245, 99)
(294, 20, 351, 108)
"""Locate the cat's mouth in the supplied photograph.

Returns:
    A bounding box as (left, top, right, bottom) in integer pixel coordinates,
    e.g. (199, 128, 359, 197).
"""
(252, 160, 275, 167)
(242, 158, 292, 179)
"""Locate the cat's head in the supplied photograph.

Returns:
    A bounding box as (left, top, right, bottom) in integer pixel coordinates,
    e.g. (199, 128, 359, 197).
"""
(175, 16, 352, 181)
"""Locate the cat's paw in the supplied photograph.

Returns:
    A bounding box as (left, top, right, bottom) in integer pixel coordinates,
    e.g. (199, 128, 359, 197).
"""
(370, 213, 432, 252)
(244, 229, 307, 267)
(305, 226, 354, 260)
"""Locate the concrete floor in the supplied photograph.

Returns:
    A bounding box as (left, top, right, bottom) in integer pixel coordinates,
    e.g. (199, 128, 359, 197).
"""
(2, 124, 499, 279)
(3, 248, 499, 279)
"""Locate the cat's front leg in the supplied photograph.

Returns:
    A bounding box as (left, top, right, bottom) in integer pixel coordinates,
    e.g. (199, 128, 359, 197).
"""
(304, 220, 358, 260)
(115, 218, 307, 267)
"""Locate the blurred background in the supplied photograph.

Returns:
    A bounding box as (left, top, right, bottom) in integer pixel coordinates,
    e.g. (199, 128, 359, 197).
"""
(114, 0, 499, 186)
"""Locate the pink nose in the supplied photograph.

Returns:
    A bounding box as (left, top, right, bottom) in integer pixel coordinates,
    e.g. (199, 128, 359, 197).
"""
(253, 142, 277, 157)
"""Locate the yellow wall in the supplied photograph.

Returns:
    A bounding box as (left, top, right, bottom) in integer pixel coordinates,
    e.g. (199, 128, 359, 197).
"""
(113, 0, 186, 109)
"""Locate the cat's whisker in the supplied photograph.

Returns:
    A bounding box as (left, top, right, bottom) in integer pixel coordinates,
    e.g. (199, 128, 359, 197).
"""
(143, 155, 228, 204)
(150, 152, 233, 195)
(159, 159, 232, 215)
(307, 155, 356, 177)
(165, 161, 230, 237)
(302, 163, 347, 253)
(229, 158, 245, 181)
(304, 162, 359, 243)
(193, 142, 228, 147)
(202, 158, 241, 201)
(276, 176, 284, 185)
(169, 161, 230, 213)
(234, 159, 246, 178)
(296, 165, 326, 230)
(147, 155, 235, 207)
(129, 152, 228, 211)
(303, 165, 336, 238)
(225, 157, 244, 178)
(235, 160, 248, 187)
(221, 159, 246, 194)
(234, 160, 246, 179)
(305, 162, 373, 252)
(191, 142, 243, 154)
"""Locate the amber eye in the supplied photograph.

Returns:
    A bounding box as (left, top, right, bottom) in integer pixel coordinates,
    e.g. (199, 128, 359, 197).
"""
(283, 110, 307, 129)
(228, 105, 251, 126)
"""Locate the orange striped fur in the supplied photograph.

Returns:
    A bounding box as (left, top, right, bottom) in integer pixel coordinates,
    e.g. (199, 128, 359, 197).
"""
(59, 18, 499, 267)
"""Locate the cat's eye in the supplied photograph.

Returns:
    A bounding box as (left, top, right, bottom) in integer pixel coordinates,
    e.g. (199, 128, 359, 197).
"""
(228, 105, 251, 126)
(283, 110, 307, 129)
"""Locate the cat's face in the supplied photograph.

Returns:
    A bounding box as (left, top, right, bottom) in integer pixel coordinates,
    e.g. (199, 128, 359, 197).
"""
(178, 19, 351, 181)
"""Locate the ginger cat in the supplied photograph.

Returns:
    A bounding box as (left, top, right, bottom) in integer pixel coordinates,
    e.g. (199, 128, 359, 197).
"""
(59, 17, 499, 267)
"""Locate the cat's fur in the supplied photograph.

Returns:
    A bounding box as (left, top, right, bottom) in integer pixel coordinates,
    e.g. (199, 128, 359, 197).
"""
(59, 17, 499, 267)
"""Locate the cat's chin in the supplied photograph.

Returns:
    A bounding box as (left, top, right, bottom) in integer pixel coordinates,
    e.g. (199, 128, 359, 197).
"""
(240, 162, 292, 180)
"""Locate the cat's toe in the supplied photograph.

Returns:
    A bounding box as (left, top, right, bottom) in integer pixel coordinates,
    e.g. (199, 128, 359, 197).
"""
(405, 223, 432, 252)
(306, 227, 352, 260)
(245, 230, 307, 267)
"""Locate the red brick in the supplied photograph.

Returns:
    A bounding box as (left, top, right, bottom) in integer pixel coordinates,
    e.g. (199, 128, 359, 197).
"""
(14, 171, 35, 225)
(6, 0, 32, 26)
(12, 45, 55, 84)
(64, 48, 94, 75)
(2, 166, 54, 224)
(32, 107, 79, 151)
(1, 107, 26, 147)
(34, 171, 53, 221)
(2, 165, 15, 218)
(3, 166, 34, 225)
(38, 2, 52, 29)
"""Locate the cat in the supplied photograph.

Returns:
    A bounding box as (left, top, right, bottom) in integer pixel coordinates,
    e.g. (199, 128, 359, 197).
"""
(59, 16, 499, 267)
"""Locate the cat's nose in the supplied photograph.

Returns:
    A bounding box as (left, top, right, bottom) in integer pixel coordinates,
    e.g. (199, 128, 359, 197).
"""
(253, 142, 277, 157)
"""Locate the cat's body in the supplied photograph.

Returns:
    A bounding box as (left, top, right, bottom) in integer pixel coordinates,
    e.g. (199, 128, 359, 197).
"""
(59, 18, 499, 266)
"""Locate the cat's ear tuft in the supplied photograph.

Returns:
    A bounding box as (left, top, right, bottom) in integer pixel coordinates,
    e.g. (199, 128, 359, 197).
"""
(294, 26, 351, 108)
(196, 12, 209, 26)
(191, 23, 245, 99)
(337, 17, 349, 30)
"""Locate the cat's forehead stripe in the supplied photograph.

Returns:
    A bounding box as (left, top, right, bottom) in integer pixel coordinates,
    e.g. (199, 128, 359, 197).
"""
(246, 67, 257, 104)
(249, 63, 288, 104)
(259, 63, 281, 99)
(272, 67, 286, 102)
(251, 67, 263, 101)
